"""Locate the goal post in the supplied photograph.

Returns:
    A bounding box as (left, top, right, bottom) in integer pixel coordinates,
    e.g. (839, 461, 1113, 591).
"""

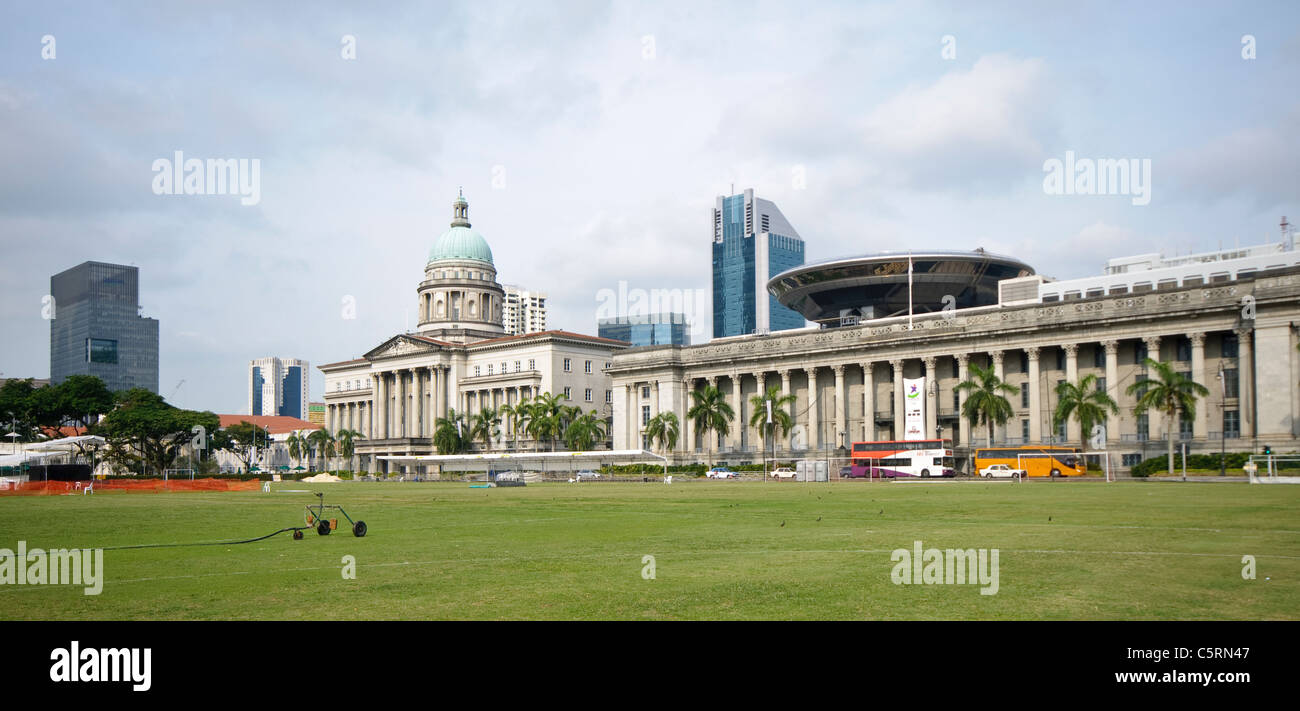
(163, 468, 194, 481)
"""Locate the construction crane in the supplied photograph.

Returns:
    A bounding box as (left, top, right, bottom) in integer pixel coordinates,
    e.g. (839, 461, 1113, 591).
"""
(169, 379, 185, 401)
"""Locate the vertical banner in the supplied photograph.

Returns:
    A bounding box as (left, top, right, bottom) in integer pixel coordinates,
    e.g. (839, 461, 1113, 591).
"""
(903, 376, 925, 440)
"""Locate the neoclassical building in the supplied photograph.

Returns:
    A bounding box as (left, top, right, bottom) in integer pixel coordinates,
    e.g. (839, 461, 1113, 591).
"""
(320, 193, 627, 474)
(609, 257, 1300, 473)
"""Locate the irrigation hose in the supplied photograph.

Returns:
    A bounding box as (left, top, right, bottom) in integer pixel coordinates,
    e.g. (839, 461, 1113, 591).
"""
(99, 526, 311, 551)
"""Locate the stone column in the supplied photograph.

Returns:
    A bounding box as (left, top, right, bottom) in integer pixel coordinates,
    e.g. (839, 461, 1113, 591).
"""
(891, 359, 905, 441)
(1063, 343, 1080, 445)
(1025, 347, 1041, 444)
(807, 367, 820, 451)
(626, 384, 637, 450)
(1189, 333, 1207, 440)
(1103, 340, 1120, 446)
(956, 354, 970, 446)
(707, 376, 719, 452)
(376, 373, 386, 439)
(1143, 336, 1162, 443)
(862, 362, 875, 441)
(779, 370, 793, 452)
(729, 372, 742, 450)
(1237, 328, 1254, 438)
(682, 378, 693, 454)
(755, 372, 767, 450)
(833, 364, 846, 450)
(990, 351, 1005, 444)
(923, 357, 937, 443)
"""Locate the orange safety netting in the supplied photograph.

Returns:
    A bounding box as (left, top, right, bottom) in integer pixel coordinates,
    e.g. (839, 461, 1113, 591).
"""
(0, 479, 263, 496)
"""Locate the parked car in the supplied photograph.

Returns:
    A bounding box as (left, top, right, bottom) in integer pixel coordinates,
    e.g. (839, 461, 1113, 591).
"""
(576, 470, 601, 481)
(706, 467, 738, 479)
(771, 467, 796, 480)
(980, 464, 1025, 479)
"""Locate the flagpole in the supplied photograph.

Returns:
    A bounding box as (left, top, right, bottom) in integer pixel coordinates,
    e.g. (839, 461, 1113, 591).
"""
(908, 251, 914, 330)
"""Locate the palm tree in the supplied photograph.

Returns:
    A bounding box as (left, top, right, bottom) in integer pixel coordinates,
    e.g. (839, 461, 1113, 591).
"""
(644, 412, 680, 454)
(563, 409, 607, 451)
(525, 392, 566, 451)
(334, 429, 364, 473)
(286, 431, 308, 470)
(1053, 374, 1119, 448)
(307, 428, 335, 472)
(1126, 358, 1210, 476)
(434, 409, 468, 454)
(687, 384, 734, 468)
(749, 385, 797, 452)
(470, 407, 501, 451)
(499, 399, 529, 450)
(954, 362, 1018, 447)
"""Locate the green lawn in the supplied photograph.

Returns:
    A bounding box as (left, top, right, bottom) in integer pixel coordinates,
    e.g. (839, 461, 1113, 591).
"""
(1, 480, 1296, 620)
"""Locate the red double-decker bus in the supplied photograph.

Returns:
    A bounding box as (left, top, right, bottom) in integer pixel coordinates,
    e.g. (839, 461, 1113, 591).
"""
(846, 439, 955, 478)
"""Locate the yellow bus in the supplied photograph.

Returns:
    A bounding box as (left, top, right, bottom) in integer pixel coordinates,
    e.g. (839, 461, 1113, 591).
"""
(974, 446, 1087, 478)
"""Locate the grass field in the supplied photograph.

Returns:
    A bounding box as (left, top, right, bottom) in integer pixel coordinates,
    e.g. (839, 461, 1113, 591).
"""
(1, 480, 1297, 620)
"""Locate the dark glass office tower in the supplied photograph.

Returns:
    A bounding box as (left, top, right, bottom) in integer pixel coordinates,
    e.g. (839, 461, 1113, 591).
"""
(712, 189, 806, 338)
(50, 262, 159, 393)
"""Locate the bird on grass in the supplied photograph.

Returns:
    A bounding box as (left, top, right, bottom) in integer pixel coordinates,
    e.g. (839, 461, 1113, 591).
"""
(816, 516, 822, 522)
(780, 520, 786, 527)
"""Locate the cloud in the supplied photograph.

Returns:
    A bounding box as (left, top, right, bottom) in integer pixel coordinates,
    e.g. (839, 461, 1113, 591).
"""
(1165, 106, 1300, 209)
(859, 54, 1059, 192)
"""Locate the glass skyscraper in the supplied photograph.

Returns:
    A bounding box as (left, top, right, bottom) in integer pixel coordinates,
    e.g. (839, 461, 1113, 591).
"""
(598, 313, 691, 347)
(712, 188, 806, 338)
(49, 261, 159, 393)
(249, 357, 310, 419)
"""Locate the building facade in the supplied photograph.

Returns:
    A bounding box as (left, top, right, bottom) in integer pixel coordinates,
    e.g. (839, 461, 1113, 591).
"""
(610, 264, 1300, 473)
(319, 193, 626, 474)
(712, 188, 806, 338)
(502, 285, 548, 336)
(598, 312, 692, 347)
(248, 357, 310, 419)
(50, 261, 159, 393)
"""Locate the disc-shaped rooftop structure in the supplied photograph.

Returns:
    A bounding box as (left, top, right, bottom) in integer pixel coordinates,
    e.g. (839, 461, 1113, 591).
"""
(767, 250, 1035, 326)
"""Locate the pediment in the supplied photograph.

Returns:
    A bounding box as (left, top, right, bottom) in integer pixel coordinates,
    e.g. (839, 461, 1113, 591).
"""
(364, 335, 439, 360)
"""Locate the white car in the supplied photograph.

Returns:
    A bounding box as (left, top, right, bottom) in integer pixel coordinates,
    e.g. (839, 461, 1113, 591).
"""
(706, 467, 738, 479)
(770, 468, 796, 480)
(980, 464, 1025, 479)
(576, 470, 601, 481)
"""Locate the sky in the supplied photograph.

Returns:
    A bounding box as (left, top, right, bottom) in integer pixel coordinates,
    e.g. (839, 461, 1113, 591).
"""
(1, 0, 1296, 414)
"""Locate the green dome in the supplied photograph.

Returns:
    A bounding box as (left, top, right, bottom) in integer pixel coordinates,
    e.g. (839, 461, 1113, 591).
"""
(428, 225, 494, 265)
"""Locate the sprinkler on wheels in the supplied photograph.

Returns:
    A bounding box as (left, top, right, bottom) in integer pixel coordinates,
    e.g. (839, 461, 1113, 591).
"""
(292, 492, 367, 540)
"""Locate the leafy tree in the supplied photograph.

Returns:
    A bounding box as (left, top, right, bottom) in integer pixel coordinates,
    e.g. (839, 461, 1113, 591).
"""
(644, 411, 680, 454)
(54, 375, 115, 431)
(1126, 358, 1210, 476)
(954, 362, 1017, 447)
(96, 389, 219, 476)
(1052, 374, 1119, 447)
(219, 420, 273, 472)
(748, 386, 796, 450)
(687, 384, 734, 468)
(0, 378, 39, 440)
(498, 400, 528, 450)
